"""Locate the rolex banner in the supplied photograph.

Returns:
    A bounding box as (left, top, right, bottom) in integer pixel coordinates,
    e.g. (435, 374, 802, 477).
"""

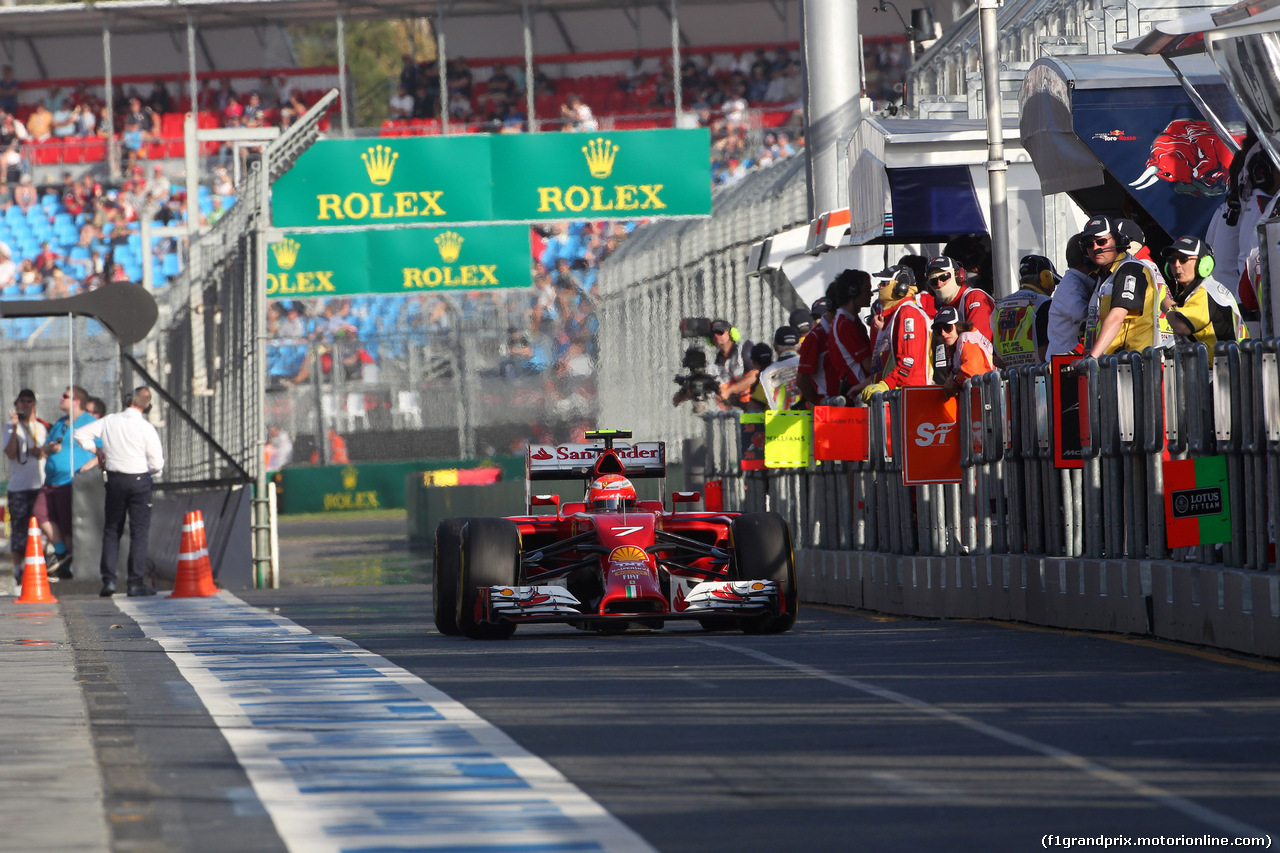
(271, 129, 712, 228)
(266, 225, 532, 298)
(1163, 456, 1232, 548)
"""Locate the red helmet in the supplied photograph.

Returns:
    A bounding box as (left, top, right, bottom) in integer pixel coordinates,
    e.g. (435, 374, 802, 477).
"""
(586, 474, 636, 512)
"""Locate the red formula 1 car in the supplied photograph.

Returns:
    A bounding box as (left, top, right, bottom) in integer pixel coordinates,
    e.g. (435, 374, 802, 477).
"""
(433, 430, 798, 639)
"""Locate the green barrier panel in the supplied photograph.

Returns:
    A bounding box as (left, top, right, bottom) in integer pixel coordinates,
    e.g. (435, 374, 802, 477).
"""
(277, 456, 523, 514)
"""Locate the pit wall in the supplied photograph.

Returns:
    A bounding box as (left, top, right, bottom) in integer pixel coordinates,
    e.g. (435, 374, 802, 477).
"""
(797, 549, 1280, 658)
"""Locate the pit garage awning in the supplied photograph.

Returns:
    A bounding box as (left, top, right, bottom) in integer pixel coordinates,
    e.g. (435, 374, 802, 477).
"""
(1018, 53, 1244, 246)
(845, 116, 1043, 249)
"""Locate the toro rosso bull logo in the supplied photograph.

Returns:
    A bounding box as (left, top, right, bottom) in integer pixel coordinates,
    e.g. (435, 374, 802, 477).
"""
(1129, 120, 1232, 197)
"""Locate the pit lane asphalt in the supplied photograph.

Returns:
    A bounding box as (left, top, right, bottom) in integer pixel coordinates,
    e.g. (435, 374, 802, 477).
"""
(7, 513, 1279, 853)
(238, 585, 1280, 853)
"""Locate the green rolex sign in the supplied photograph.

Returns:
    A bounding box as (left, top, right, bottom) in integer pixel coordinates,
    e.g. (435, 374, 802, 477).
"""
(266, 225, 531, 298)
(273, 136, 493, 227)
(490, 129, 711, 220)
(271, 129, 711, 228)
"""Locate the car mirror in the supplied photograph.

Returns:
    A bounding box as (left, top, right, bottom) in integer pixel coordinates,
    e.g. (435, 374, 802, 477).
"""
(672, 491, 701, 508)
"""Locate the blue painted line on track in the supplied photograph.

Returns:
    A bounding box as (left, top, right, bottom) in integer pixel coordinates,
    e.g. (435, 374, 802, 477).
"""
(116, 593, 655, 853)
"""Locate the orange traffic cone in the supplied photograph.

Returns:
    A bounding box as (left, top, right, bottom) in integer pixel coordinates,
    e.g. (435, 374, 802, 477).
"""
(191, 511, 218, 595)
(16, 516, 57, 604)
(170, 511, 217, 598)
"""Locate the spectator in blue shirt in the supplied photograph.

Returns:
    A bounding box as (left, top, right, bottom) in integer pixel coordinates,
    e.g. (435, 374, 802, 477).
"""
(35, 385, 99, 580)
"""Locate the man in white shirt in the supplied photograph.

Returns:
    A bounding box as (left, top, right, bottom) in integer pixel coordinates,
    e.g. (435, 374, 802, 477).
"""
(4, 389, 46, 587)
(75, 387, 164, 597)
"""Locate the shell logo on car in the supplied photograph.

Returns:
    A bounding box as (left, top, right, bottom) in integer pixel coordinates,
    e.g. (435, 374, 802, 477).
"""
(609, 546, 648, 563)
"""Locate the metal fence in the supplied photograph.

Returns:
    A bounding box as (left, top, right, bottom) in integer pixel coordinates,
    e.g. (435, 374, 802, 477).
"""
(154, 91, 338, 484)
(700, 339, 1280, 573)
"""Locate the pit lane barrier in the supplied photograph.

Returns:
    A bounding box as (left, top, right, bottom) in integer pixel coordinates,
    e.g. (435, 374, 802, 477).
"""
(697, 338, 1280, 658)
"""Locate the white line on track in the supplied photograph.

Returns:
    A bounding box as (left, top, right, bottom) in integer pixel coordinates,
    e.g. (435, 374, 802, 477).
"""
(692, 638, 1271, 839)
(118, 592, 656, 853)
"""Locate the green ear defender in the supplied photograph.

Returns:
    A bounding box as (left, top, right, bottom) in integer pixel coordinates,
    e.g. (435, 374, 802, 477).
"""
(1197, 252, 1215, 280)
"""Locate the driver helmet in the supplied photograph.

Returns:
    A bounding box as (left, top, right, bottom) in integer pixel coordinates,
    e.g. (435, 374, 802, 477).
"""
(586, 474, 637, 512)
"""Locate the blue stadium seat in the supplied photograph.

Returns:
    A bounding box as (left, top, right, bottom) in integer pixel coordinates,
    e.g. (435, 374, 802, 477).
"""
(69, 246, 91, 261)
(126, 233, 142, 254)
(52, 213, 72, 229)
(3, 207, 22, 225)
(1, 285, 19, 299)
(161, 254, 181, 278)
(224, 195, 236, 208)
(24, 207, 45, 225)
(21, 284, 43, 298)
(102, 222, 115, 237)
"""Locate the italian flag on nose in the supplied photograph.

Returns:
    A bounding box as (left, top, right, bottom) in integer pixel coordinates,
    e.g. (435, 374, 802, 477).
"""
(1163, 456, 1231, 548)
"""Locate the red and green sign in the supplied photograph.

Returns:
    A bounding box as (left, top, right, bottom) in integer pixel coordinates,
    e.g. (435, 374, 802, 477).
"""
(1163, 456, 1231, 547)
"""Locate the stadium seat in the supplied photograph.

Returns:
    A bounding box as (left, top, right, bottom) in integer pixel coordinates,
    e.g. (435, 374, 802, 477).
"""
(162, 253, 182, 279)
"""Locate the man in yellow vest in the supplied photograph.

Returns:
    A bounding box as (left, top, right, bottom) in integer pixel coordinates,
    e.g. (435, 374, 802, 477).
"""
(1161, 236, 1248, 358)
(1082, 216, 1163, 357)
(994, 254, 1058, 367)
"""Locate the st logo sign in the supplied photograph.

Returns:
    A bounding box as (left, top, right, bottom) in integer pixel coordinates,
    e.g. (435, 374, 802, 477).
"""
(901, 387, 961, 485)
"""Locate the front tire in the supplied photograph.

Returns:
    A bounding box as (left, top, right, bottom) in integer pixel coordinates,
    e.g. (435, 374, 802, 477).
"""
(729, 512, 798, 634)
(433, 518, 468, 635)
(457, 518, 521, 640)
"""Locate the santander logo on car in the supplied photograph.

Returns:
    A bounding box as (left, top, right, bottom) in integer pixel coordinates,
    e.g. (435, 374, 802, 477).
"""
(915, 421, 957, 447)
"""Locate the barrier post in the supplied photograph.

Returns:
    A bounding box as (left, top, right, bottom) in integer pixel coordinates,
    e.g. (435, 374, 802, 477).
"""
(1080, 358, 1105, 558)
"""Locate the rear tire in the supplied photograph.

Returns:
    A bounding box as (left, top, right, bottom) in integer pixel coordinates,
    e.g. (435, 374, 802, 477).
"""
(729, 512, 798, 634)
(432, 518, 467, 635)
(457, 518, 521, 640)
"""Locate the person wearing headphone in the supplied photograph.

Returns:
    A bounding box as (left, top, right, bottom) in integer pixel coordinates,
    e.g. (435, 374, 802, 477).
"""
(994, 254, 1059, 367)
(1047, 234, 1095, 356)
(860, 266, 933, 403)
(1161, 236, 1247, 361)
(827, 269, 875, 400)
(797, 296, 835, 407)
(1081, 216, 1165, 359)
(923, 255, 995, 381)
(758, 326, 804, 410)
(933, 305, 995, 396)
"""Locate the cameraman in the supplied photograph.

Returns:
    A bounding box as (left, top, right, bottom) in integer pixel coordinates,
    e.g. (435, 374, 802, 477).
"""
(673, 317, 752, 409)
(4, 389, 47, 587)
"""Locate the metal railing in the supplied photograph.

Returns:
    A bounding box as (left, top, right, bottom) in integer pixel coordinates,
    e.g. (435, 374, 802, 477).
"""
(702, 339, 1280, 573)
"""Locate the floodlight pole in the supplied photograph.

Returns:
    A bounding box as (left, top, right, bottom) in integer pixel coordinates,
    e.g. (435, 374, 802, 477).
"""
(336, 14, 350, 134)
(670, 0, 681, 122)
(103, 23, 118, 181)
(802, 0, 861, 216)
(978, 0, 1013, 298)
(523, 0, 536, 132)
(186, 13, 198, 115)
(437, 18, 449, 134)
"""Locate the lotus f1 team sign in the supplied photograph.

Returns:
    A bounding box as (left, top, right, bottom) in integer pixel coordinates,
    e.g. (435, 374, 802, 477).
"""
(272, 129, 712, 228)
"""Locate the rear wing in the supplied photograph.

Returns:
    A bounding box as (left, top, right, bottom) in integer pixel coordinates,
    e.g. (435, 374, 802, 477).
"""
(526, 442, 667, 481)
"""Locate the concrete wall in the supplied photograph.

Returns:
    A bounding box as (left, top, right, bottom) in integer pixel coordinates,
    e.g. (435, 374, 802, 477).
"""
(797, 549, 1280, 659)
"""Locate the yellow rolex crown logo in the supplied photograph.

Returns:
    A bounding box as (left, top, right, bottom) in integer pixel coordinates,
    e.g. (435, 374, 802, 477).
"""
(582, 137, 619, 179)
(341, 465, 359, 490)
(270, 237, 301, 271)
(434, 230, 464, 264)
(361, 144, 398, 185)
